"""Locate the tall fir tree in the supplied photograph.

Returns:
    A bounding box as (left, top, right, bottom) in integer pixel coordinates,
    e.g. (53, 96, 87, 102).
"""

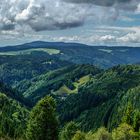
(26, 96, 59, 140)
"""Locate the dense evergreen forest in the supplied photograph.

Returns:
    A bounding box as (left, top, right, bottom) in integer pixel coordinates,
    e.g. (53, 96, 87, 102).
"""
(1, 64, 140, 140)
(1, 42, 140, 140)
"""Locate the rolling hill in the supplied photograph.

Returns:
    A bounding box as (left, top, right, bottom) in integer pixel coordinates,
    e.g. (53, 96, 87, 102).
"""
(58, 64, 140, 131)
(1, 41, 140, 92)
(18, 64, 101, 104)
(0, 41, 140, 69)
(1, 42, 140, 139)
(0, 50, 72, 89)
(1, 63, 140, 139)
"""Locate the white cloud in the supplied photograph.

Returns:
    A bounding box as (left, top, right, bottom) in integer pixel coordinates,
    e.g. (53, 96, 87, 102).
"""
(136, 3, 140, 13)
(0, 0, 140, 47)
(118, 27, 140, 43)
(100, 35, 116, 42)
(0, 0, 93, 32)
(51, 27, 140, 46)
(0, 0, 139, 33)
(63, 0, 140, 11)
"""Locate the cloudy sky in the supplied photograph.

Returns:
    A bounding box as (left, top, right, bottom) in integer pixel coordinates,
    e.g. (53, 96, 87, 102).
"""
(0, 0, 140, 46)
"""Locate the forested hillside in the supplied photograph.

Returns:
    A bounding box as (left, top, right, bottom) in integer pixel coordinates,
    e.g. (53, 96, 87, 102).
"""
(58, 65, 140, 132)
(0, 82, 32, 107)
(0, 93, 29, 139)
(20, 65, 101, 104)
(1, 42, 140, 140)
(1, 64, 140, 140)
(0, 42, 140, 98)
(0, 51, 72, 89)
(1, 41, 140, 70)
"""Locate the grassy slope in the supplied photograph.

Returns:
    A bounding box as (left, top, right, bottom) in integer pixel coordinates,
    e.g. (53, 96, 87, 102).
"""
(54, 75, 91, 95)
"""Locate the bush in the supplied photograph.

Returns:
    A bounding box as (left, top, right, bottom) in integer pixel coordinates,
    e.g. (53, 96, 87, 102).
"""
(112, 123, 139, 140)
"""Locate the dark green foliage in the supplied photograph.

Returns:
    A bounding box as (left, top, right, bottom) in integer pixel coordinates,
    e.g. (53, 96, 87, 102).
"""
(93, 127, 112, 140)
(0, 93, 29, 139)
(1, 40, 140, 140)
(1, 61, 140, 139)
(60, 122, 79, 140)
(22, 64, 101, 104)
(112, 123, 139, 140)
(133, 110, 140, 131)
(0, 82, 32, 107)
(58, 65, 140, 131)
(71, 131, 86, 140)
(122, 102, 133, 125)
(70, 123, 138, 140)
(26, 96, 59, 140)
(0, 52, 72, 92)
(1, 41, 140, 94)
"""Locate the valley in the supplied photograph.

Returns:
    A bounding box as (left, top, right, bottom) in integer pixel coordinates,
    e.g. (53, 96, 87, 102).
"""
(0, 42, 140, 140)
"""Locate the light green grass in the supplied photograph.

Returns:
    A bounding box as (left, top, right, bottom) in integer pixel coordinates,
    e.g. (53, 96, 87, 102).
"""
(73, 75, 90, 88)
(54, 75, 91, 95)
(54, 85, 75, 95)
(99, 49, 112, 53)
(119, 49, 128, 52)
(78, 75, 90, 84)
(0, 48, 60, 55)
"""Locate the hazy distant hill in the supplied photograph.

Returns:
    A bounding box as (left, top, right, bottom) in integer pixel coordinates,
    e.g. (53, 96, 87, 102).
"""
(0, 41, 140, 87)
(0, 41, 140, 68)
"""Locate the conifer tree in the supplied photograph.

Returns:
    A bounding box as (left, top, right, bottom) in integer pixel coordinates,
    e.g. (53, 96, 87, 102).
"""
(26, 96, 59, 140)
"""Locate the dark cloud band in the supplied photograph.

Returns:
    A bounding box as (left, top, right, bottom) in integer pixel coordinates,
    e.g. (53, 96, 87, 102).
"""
(63, 0, 134, 7)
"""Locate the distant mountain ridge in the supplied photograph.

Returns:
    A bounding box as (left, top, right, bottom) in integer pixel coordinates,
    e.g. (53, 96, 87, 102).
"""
(0, 41, 140, 68)
(1, 41, 140, 94)
(0, 41, 138, 50)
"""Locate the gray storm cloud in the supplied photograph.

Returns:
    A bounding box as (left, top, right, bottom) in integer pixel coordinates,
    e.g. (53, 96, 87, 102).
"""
(63, 0, 140, 16)
(63, 0, 138, 8)
(0, 0, 139, 33)
(63, 0, 131, 6)
(0, 0, 90, 32)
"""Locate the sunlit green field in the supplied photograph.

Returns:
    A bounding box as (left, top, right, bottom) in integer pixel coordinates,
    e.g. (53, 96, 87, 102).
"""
(54, 75, 91, 95)
(0, 48, 60, 55)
